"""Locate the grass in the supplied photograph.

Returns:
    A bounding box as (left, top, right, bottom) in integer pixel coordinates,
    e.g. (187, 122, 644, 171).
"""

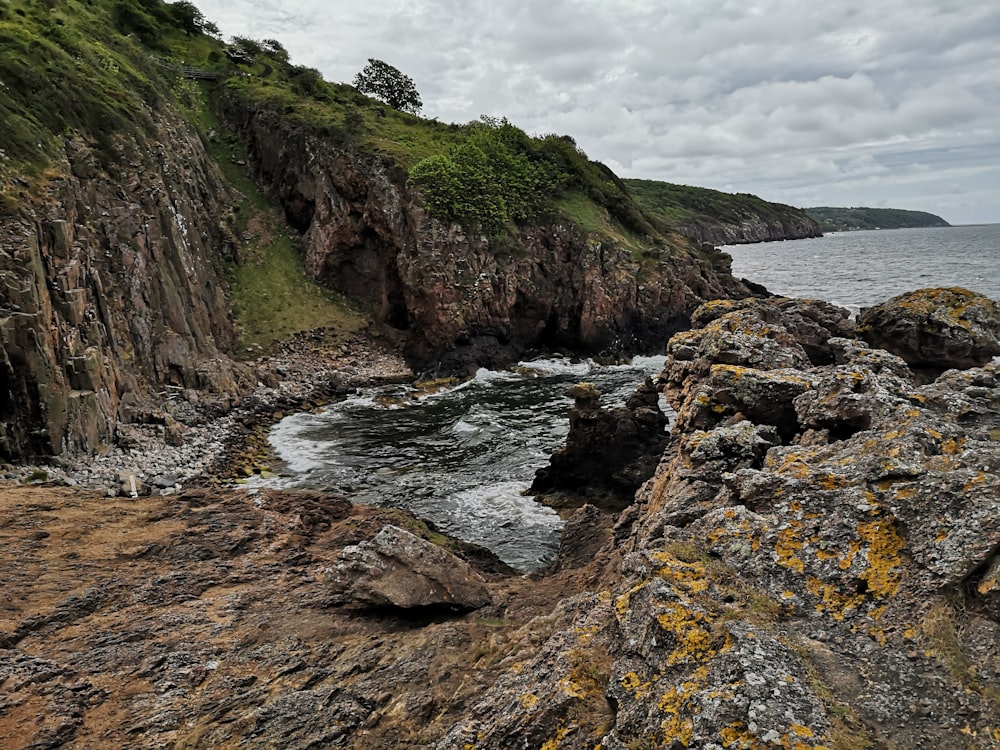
(229, 219, 367, 354)
(1, 0, 692, 255)
(0, 0, 709, 355)
(624, 177, 815, 237)
(166, 76, 371, 354)
(919, 595, 1000, 715)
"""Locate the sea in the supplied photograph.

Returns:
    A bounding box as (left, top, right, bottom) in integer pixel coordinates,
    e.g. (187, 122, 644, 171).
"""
(255, 224, 999, 570)
(723, 224, 1000, 316)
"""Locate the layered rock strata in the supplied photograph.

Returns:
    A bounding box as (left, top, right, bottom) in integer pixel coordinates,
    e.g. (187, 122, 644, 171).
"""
(679, 212, 822, 245)
(0, 111, 247, 461)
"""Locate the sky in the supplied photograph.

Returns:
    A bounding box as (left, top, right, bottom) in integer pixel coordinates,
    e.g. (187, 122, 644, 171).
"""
(193, 0, 1000, 224)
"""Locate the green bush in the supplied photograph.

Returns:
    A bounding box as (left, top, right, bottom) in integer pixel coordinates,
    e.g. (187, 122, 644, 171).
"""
(408, 117, 556, 233)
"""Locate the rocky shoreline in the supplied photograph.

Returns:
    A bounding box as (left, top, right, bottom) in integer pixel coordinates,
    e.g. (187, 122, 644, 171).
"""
(1, 328, 412, 497)
(2, 288, 999, 749)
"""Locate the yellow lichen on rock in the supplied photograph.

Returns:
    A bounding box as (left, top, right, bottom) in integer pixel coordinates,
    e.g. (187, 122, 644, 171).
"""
(775, 521, 806, 573)
(856, 517, 905, 597)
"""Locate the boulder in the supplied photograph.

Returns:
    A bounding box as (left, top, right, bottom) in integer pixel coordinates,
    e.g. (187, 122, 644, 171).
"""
(857, 287, 1000, 373)
(328, 525, 491, 612)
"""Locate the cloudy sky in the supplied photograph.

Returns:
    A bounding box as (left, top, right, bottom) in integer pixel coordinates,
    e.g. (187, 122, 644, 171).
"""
(194, 0, 999, 224)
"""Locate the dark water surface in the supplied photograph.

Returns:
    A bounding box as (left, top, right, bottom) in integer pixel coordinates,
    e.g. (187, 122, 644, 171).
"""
(254, 357, 667, 570)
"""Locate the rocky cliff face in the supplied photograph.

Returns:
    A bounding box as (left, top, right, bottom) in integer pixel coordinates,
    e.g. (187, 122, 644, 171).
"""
(679, 212, 822, 245)
(0, 108, 246, 461)
(221, 96, 750, 371)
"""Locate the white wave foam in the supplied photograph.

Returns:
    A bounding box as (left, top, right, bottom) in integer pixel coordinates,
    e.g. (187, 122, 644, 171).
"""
(447, 481, 563, 532)
(515, 357, 594, 377)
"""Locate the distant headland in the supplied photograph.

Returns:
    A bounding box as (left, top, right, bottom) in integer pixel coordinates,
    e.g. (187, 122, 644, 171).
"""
(804, 206, 951, 232)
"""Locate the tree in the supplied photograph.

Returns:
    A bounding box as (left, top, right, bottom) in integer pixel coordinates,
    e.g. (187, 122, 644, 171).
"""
(169, 1, 216, 36)
(352, 58, 422, 114)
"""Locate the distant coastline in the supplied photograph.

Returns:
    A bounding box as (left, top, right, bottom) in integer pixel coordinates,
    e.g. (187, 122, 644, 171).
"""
(804, 206, 950, 232)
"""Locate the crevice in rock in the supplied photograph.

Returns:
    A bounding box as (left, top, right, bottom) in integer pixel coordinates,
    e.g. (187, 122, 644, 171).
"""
(282, 190, 315, 232)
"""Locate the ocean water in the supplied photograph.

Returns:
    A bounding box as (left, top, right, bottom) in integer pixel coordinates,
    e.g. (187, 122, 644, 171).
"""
(724, 224, 1000, 315)
(257, 224, 997, 569)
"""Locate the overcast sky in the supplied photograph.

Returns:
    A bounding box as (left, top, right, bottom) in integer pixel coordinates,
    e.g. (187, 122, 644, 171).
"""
(194, 0, 1000, 224)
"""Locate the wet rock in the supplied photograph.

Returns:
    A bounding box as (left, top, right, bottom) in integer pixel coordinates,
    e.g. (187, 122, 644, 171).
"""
(329, 525, 491, 612)
(857, 287, 1000, 374)
(530, 378, 668, 509)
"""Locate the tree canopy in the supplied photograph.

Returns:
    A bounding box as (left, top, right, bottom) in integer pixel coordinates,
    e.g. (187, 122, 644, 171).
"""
(353, 58, 422, 114)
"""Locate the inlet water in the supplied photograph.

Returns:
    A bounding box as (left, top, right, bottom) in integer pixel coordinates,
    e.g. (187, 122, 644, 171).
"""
(254, 356, 667, 570)
(258, 224, 998, 570)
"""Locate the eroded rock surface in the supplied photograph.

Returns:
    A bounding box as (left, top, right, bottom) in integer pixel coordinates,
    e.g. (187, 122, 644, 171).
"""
(221, 94, 751, 371)
(0, 111, 248, 462)
(329, 524, 492, 612)
(857, 287, 1000, 374)
(531, 378, 669, 509)
(3, 291, 998, 749)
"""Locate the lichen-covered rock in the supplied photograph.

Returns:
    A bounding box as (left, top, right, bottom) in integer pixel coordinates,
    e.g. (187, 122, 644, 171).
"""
(434, 592, 617, 749)
(857, 287, 1000, 372)
(328, 524, 491, 612)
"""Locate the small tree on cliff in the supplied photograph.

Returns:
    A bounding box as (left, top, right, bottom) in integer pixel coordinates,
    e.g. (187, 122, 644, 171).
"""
(353, 58, 422, 114)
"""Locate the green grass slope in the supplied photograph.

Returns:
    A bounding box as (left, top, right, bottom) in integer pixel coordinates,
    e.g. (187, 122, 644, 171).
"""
(624, 178, 818, 239)
(0, 0, 717, 351)
(804, 207, 951, 232)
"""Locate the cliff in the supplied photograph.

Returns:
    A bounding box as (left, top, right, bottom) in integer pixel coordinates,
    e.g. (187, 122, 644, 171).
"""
(0, 0, 755, 461)
(221, 94, 749, 371)
(626, 178, 823, 245)
(806, 206, 951, 232)
(0, 109, 248, 461)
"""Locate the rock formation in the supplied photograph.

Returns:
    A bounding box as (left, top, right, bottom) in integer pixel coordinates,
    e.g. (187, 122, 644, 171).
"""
(0, 111, 249, 462)
(530, 378, 669, 509)
(329, 524, 492, 612)
(679, 213, 822, 245)
(4, 290, 996, 748)
(221, 94, 751, 372)
(857, 286, 1000, 377)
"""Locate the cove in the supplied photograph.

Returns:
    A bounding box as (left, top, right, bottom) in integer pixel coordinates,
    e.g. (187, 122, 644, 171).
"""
(251, 356, 667, 570)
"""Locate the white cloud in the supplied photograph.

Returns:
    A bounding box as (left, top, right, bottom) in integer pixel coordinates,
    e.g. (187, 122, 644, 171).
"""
(192, 0, 1000, 223)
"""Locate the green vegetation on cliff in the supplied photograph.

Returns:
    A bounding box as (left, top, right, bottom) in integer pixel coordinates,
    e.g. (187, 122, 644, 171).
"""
(805, 206, 951, 232)
(0, 0, 720, 357)
(624, 178, 821, 243)
(0, 0, 372, 352)
(0, 0, 701, 254)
